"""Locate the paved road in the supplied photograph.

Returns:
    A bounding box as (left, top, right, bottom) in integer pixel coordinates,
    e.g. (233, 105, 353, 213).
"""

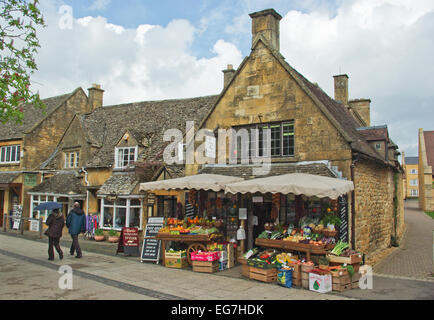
(0, 234, 346, 300)
(374, 200, 434, 280)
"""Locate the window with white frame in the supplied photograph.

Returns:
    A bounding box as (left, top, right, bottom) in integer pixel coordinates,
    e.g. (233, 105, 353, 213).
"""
(115, 146, 137, 168)
(100, 198, 142, 230)
(410, 169, 418, 174)
(410, 179, 418, 186)
(410, 189, 418, 197)
(64, 151, 79, 168)
(31, 195, 55, 222)
(0, 145, 21, 164)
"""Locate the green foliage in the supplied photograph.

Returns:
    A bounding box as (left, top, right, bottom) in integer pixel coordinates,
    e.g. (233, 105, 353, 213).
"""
(321, 214, 342, 227)
(425, 211, 434, 219)
(95, 228, 104, 236)
(108, 229, 118, 237)
(0, 0, 46, 124)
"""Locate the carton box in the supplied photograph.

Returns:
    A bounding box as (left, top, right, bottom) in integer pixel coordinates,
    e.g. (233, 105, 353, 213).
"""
(165, 257, 188, 269)
(309, 272, 332, 293)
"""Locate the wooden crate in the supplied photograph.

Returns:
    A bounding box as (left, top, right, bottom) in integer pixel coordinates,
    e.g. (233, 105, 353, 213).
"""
(302, 271, 310, 281)
(288, 263, 302, 280)
(249, 267, 277, 283)
(302, 279, 309, 289)
(327, 254, 362, 264)
(192, 260, 219, 273)
(291, 278, 302, 288)
(332, 283, 352, 292)
(301, 264, 314, 273)
(352, 280, 360, 289)
(242, 264, 251, 277)
(332, 273, 361, 285)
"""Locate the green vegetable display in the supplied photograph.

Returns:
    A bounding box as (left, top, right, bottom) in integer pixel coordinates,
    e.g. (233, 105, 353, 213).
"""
(330, 240, 349, 256)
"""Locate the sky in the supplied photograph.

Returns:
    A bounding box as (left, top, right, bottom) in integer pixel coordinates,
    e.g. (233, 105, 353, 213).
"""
(28, 0, 434, 159)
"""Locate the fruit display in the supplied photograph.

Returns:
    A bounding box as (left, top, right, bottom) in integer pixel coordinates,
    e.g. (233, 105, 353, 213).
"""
(158, 216, 224, 238)
(258, 227, 336, 247)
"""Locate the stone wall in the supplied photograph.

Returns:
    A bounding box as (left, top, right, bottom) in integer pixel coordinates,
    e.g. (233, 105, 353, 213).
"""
(353, 159, 397, 260)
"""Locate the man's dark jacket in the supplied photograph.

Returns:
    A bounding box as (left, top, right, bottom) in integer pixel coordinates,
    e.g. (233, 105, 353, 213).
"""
(66, 208, 86, 235)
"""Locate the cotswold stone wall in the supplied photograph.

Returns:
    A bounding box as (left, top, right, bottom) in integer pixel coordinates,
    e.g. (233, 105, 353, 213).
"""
(353, 160, 398, 259)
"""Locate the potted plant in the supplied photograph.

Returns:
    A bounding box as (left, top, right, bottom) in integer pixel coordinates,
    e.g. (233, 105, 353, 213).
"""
(108, 229, 119, 243)
(94, 229, 105, 241)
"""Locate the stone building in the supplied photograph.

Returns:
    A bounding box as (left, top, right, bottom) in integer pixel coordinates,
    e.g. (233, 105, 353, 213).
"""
(2, 8, 405, 263)
(418, 129, 434, 212)
(182, 9, 404, 261)
(401, 154, 419, 199)
(0, 88, 89, 228)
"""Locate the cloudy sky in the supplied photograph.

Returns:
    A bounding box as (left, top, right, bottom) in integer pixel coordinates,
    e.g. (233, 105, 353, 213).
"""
(30, 0, 434, 158)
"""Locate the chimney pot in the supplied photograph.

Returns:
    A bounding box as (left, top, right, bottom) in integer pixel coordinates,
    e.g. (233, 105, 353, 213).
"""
(333, 74, 349, 105)
(222, 65, 236, 90)
(87, 83, 104, 113)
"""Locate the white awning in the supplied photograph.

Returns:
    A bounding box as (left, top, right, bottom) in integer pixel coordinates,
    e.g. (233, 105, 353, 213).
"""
(139, 174, 244, 192)
(224, 173, 354, 199)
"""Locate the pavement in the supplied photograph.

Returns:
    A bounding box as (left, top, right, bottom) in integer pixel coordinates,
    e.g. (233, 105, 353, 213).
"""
(0, 199, 433, 300)
(373, 199, 434, 280)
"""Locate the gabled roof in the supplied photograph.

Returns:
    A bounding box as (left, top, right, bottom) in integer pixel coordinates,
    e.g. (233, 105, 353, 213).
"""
(356, 126, 389, 142)
(198, 37, 386, 164)
(0, 171, 21, 184)
(83, 95, 219, 168)
(97, 172, 139, 196)
(423, 131, 434, 168)
(0, 90, 77, 141)
(29, 171, 85, 195)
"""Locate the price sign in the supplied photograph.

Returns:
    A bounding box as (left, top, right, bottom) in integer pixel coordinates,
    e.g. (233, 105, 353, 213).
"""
(140, 222, 164, 263)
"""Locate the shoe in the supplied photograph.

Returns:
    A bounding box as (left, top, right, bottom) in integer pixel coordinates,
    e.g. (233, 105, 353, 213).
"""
(75, 255, 82, 259)
(70, 251, 74, 256)
(48, 257, 54, 261)
(59, 253, 63, 260)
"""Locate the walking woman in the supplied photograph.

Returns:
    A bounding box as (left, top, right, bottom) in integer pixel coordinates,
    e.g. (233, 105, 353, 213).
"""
(46, 208, 64, 260)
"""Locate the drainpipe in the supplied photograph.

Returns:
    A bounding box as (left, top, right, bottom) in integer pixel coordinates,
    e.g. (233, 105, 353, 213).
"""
(82, 167, 90, 216)
(350, 153, 359, 250)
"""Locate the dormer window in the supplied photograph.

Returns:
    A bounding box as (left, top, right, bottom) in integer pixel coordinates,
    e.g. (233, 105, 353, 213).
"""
(375, 143, 381, 150)
(115, 146, 137, 168)
(64, 151, 79, 168)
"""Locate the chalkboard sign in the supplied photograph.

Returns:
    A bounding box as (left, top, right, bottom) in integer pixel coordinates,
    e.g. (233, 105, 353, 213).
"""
(338, 195, 349, 243)
(140, 222, 163, 263)
(185, 192, 195, 218)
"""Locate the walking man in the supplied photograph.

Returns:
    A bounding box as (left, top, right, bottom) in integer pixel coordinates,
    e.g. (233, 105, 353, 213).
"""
(66, 202, 86, 258)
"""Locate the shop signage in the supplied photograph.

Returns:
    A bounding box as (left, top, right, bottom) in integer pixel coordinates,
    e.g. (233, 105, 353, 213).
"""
(338, 195, 348, 243)
(252, 196, 263, 203)
(147, 193, 156, 204)
(140, 220, 164, 263)
(29, 219, 40, 232)
(117, 227, 140, 256)
(24, 173, 38, 187)
(239, 208, 247, 220)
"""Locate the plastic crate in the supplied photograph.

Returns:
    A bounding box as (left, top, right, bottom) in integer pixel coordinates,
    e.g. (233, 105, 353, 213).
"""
(190, 251, 220, 262)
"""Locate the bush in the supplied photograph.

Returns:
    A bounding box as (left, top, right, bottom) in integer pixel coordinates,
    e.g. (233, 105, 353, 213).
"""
(108, 229, 118, 237)
(95, 229, 104, 236)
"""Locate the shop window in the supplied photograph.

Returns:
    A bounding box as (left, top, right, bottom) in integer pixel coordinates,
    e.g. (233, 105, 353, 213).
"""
(232, 121, 294, 161)
(115, 146, 137, 168)
(64, 151, 79, 168)
(0, 145, 21, 164)
(156, 196, 176, 218)
(100, 198, 143, 230)
(31, 195, 57, 222)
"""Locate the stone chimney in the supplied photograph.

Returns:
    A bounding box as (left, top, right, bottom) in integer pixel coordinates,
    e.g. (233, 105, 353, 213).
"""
(222, 64, 236, 89)
(249, 9, 282, 52)
(87, 84, 104, 113)
(333, 74, 349, 105)
(349, 98, 371, 127)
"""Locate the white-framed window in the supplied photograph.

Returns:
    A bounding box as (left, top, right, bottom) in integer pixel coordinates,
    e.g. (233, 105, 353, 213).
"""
(100, 197, 143, 230)
(375, 143, 381, 150)
(410, 169, 418, 174)
(410, 179, 418, 186)
(410, 189, 418, 197)
(64, 151, 80, 168)
(115, 146, 138, 168)
(31, 195, 56, 222)
(0, 145, 21, 164)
